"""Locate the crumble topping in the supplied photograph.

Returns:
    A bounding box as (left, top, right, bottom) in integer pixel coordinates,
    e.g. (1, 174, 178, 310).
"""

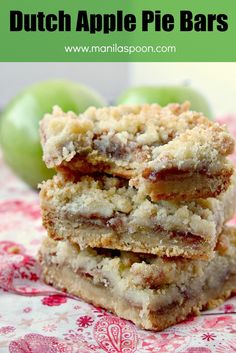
(40, 103, 234, 172)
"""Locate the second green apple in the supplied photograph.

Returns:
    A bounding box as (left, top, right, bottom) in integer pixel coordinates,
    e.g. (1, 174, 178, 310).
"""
(117, 85, 213, 119)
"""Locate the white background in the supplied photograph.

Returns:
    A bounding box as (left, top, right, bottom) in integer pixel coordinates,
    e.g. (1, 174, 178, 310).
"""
(0, 62, 235, 115)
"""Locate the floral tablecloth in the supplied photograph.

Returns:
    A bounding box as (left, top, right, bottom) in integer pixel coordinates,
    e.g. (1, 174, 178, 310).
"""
(1, 116, 236, 353)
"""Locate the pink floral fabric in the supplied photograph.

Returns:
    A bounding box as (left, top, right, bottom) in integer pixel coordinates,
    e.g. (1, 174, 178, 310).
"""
(0, 116, 236, 353)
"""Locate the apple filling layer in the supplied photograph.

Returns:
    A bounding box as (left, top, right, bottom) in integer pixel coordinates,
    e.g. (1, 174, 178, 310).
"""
(40, 103, 234, 200)
(39, 173, 236, 258)
(39, 227, 236, 331)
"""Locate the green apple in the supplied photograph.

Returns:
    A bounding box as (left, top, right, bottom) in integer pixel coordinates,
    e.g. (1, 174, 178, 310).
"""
(0, 79, 106, 188)
(117, 85, 213, 119)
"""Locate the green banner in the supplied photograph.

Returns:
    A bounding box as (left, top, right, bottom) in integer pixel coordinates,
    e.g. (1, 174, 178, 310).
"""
(0, 0, 235, 61)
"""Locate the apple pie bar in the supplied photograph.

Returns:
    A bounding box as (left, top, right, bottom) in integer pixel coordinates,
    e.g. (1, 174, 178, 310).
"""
(40, 103, 234, 201)
(39, 226, 236, 331)
(39, 172, 236, 259)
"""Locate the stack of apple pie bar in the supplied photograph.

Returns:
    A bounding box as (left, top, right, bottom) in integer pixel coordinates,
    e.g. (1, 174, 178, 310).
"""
(38, 103, 236, 331)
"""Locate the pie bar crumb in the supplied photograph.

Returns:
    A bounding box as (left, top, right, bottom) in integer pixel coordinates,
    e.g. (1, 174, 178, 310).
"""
(39, 172, 236, 259)
(40, 103, 235, 200)
(39, 226, 236, 331)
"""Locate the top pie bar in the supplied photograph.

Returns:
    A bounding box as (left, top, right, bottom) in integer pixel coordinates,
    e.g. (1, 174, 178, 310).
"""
(40, 103, 235, 201)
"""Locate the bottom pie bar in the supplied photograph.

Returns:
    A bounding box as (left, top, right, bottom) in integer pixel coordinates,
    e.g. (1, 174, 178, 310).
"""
(39, 227, 236, 331)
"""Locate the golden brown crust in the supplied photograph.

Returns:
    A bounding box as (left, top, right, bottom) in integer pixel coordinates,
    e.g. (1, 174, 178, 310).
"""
(137, 169, 233, 201)
(43, 215, 214, 259)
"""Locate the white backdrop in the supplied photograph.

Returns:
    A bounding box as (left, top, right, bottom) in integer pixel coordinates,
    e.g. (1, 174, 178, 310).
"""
(0, 62, 130, 107)
(0, 62, 235, 116)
